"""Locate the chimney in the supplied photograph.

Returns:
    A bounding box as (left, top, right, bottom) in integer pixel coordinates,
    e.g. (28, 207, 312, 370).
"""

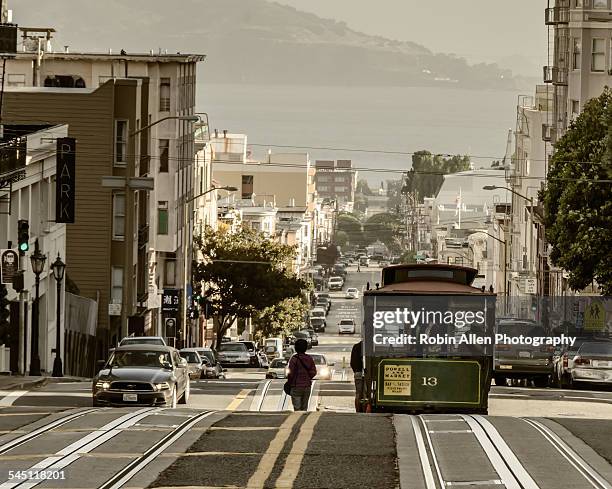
(64, 45, 69, 53)
(223, 130, 227, 138)
(109, 48, 112, 55)
(214, 129, 218, 138)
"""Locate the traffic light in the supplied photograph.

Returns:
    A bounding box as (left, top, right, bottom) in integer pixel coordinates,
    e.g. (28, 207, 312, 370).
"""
(11, 271, 24, 293)
(17, 220, 29, 254)
(0, 285, 9, 326)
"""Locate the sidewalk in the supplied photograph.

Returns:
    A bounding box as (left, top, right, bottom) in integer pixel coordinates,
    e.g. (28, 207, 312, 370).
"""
(0, 375, 89, 391)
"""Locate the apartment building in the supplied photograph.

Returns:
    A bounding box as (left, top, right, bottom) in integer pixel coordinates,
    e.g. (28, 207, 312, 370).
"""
(0, 125, 68, 375)
(314, 160, 357, 207)
(4, 31, 205, 351)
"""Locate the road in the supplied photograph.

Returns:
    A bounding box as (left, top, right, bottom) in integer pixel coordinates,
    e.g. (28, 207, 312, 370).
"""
(0, 264, 610, 487)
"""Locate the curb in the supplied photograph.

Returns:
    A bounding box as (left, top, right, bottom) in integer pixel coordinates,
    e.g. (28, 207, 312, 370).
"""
(0, 377, 50, 392)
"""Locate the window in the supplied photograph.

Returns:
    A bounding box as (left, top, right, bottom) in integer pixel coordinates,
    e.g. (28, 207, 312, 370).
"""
(571, 99, 580, 115)
(160, 78, 171, 111)
(113, 193, 125, 240)
(159, 139, 169, 172)
(334, 176, 345, 183)
(158, 201, 169, 235)
(242, 175, 254, 199)
(7, 74, 25, 87)
(165, 260, 176, 286)
(576, 0, 583, 5)
(572, 38, 581, 70)
(334, 186, 347, 192)
(115, 120, 128, 166)
(111, 267, 123, 304)
(318, 185, 329, 192)
(594, 0, 607, 8)
(592, 38, 606, 72)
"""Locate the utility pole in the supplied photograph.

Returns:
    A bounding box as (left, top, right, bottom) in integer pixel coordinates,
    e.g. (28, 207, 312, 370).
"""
(0, 1, 8, 23)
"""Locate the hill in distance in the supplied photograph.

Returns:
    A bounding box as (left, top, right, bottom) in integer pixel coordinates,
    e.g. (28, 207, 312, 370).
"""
(13, 0, 533, 89)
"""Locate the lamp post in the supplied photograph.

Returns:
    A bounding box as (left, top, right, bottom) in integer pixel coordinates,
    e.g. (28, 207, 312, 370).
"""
(51, 254, 65, 377)
(184, 185, 237, 346)
(29, 239, 46, 376)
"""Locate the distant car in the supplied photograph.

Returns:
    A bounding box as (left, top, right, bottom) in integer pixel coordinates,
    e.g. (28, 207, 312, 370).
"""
(314, 293, 332, 312)
(217, 342, 252, 367)
(569, 341, 612, 388)
(92, 345, 189, 408)
(304, 328, 319, 347)
(359, 257, 370, 267)
(179, 349, 204, 379)
(310, 307, 326, 321)
(328, 276, 344, 291)
(380, 261, 390, 268)
(310, 317, 326, 333)
(195, 348, 225, 379)
(345, 288, 359, 299)
(309, 353, 334, 380)
(338, 318, 356, 334)
(119, 336, 167, 347)
(266, 358, 290, 379)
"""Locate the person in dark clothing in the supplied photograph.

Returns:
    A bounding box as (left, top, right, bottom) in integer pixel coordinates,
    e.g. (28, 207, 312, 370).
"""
(351, 341, 364, 412)
(287, 339, 317, 411)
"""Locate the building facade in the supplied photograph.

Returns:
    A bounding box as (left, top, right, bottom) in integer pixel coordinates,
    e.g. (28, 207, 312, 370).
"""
(314, 160, 357, 206)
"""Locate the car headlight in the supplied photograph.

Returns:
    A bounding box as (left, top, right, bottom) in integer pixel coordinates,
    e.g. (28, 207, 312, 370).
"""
(154, 382, 171, 391)
(320, 368, 329, 377)
(285, 368, 291, 375)
(95, 381, 111, 390)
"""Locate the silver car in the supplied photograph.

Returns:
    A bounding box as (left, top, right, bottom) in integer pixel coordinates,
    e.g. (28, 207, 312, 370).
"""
(570, 341, 612, 387)
(179, 349, 203, 379)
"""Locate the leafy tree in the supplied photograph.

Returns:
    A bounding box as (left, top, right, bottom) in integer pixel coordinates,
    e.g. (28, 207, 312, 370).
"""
(541, 87, 612, 294)
(335, 230, 349, 248)
(336, 213, 367, 247)
(363, 213, 402, 250)
(252, 297, 308, 342)
(193, 227, 307, 348)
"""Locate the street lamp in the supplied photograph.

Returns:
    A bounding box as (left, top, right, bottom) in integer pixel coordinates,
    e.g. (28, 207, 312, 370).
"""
(184, 185, 238, 347)
(50, 254, 66, 377)
(29, 239, 46, 376)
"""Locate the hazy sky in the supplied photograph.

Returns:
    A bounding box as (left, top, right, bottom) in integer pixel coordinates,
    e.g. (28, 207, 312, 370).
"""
(274, 0, 548, 67)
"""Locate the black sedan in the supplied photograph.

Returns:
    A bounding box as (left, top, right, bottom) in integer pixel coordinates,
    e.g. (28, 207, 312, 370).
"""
(92, 345, 190, 408)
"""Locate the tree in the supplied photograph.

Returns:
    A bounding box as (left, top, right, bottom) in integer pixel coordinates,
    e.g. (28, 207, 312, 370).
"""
(336, 213, 367, 247)
(363, 213, 402, 251)
(541, 87, 612, 294)
(252, 297, 308, 341)
(335, 230, 349, 248)
(193, 227, 307, 348)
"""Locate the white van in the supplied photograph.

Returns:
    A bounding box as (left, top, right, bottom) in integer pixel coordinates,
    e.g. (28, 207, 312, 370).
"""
(264, 337, 284, 361)
(328, 276, 344, 291)
(310, 307, 326, 320)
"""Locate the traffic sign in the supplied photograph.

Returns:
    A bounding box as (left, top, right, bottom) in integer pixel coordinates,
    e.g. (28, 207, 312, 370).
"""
(584, 300, 605, 332)
(0, 249, 18, 284)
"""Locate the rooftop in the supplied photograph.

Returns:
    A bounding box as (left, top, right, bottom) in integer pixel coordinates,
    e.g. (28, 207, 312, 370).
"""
(15, 51, 206, 63)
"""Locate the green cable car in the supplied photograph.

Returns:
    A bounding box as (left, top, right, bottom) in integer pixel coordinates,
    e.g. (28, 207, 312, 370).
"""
(361, 264, 496, 414)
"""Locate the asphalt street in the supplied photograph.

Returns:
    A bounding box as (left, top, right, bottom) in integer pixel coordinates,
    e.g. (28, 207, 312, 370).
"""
(0, 265, 610, 487)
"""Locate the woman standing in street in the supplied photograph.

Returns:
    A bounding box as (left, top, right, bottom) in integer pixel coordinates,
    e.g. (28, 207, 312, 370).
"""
(286, 339, 317, 411)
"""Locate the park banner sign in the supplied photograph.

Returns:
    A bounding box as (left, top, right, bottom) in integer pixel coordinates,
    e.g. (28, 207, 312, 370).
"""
(56, 138, 76, 223)
(0, 24, 17, 57)
(0, 249, 18, 284)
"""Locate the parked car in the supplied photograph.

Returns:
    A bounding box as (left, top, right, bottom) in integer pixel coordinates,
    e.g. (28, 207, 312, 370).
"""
(316, 298, 331, 314)
(179, 349, 204, 379)
(569, 340, 612, 388)
(217, 342, 252, 367)
(195, 348, 225, 379)
(493, 319, 553, 387)
(553, 338, 612, 388)
(119, 336, 167, 347)
(235, 341, 264, 367)
(359, 256, 370, 267)
(92, 345, 189, 408)
(314, 293, 332, 312)
(266, 358, 290, 379)
(345, 287, 359, 299)
(304, 328, 319, 347)
(293, 331, 312, 349)
(328, 276, 344, 291)
(309, 353, 334, 380)
(310, 317, 326, 333)
(338, 318, 356, 334)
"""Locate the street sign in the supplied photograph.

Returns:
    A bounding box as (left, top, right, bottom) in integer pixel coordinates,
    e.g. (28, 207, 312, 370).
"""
(584, 300, 605, 332)
(162, 289, 180, 312)
(524, 278, 537, 295)
(0, 249, 18, 284)
(56, 137, 76, 223)
(108, 303, 121, 316)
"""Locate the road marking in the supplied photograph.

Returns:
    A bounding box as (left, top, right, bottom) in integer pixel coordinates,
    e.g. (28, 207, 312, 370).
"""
(447, 481, 503, 486)
(0, 391, 28, 407)
(307, 380, 319, 411)
(225, 389, 251, 411)
(274, 412, 321, 488)
(428, 430, 472, 434)
(250, 380, 272, 411)
(421, 416, 449, 488)
(245, 412, 303, 488)
(523, 418, 612, 489)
